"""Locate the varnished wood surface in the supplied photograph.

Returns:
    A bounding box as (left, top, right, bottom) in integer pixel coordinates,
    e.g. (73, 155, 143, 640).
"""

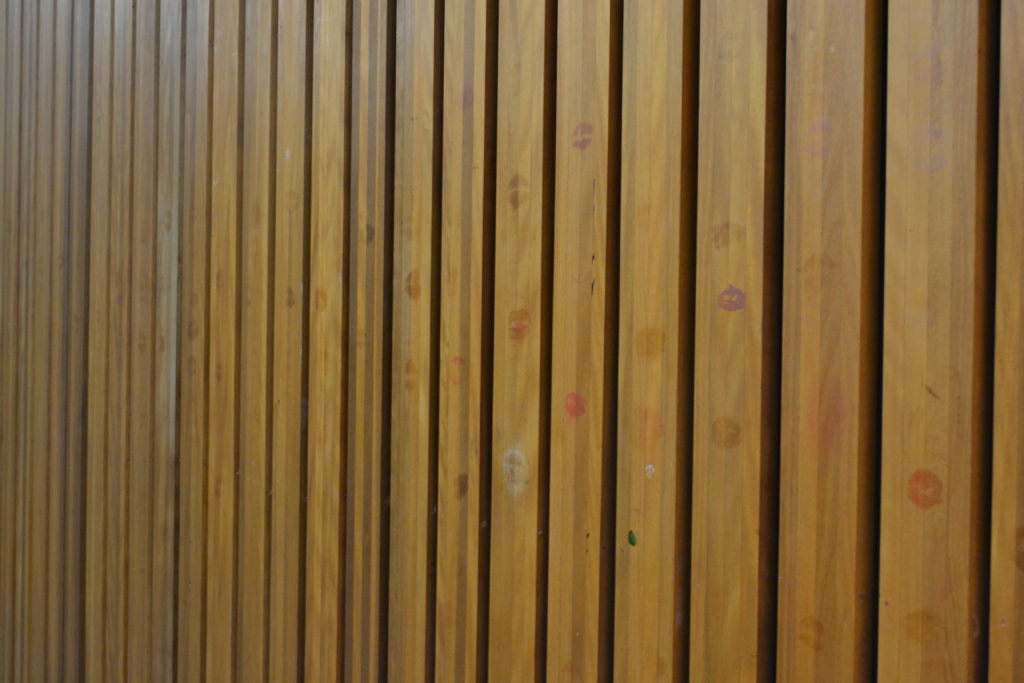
(0, 0, 1018, 680)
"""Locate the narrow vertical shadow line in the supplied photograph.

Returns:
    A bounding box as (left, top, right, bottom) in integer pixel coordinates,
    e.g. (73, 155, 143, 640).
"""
(599, 0, 624, 679)
(675, 0, 700, 677)
(378, 0, 398, 676)
(475, 0, 498, 678)
(863, 0, 888, 679)
(976, 0, 1001, 678)
(760, 0, 786, 677)
(535, 0, 558, 679)
(425, 0, 445, 679)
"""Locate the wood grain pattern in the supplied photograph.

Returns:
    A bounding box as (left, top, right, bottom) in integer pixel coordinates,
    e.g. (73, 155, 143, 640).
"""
(777, 0, 882, 679)
(614, 2, 693, 680)
(877, 0, 995, 679)
(435, 0, 490, 679)
(691, 0, 783, 679)
(488, 1, 552, 679)
(990, 0, 1024, 676)
(345, 0, 390, 678)
(546, 0, 615, 679)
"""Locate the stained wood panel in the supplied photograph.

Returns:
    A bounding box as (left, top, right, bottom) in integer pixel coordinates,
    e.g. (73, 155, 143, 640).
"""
(1, 1, 1022, 680)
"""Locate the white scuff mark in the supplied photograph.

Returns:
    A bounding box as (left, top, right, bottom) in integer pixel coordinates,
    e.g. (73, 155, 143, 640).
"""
(502, 448, 528, 497)
(645, 464, 655, 479)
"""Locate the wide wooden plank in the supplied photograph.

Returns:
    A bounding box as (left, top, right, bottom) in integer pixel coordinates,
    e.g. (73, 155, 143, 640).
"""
(306, 0, 349, 676)
(267, 0, 309, 676)
(776, 0, 883, 679)
(344, 0, 390, 677)
(614, 2, 692, 680)
(877, 0, 994, 679)
(236, 0, 273, 676)
(488, 0, 551, 679)
(435, 0, 490, 678)
(176, 0, 212, 676)
(690, 0, 784, 679)
(990, 0, 1024, 676)
(388, 0, 439, 678)
(546, 0, 615, 678)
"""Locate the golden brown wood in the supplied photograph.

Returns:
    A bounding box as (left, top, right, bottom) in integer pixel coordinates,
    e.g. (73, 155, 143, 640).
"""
(990, 0, 1024, 676)
(691, 0, 783, 679)
(777, 0, 882, 679)
(388, 0, 439, 678)
(344, 0, 390, 677)
(488, 1, 551, 679)
(614, 2, 692, 680)
(435, 0, 490, 678)
(877, 0, 994, 679)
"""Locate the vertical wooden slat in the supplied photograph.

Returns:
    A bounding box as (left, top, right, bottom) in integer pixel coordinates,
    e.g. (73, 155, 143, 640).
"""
(389, 0, 439, 678)
(25, 0, 53, 674)
(267, 0, 309, 676)
(63, 0, 92, 674)
(177, 0, 212, 675)
(205, 0, 243, 673)
(127, 0, 158, 674)
(344, 0, 390, 677)
(236, 0, 273, 675)
(435, 0, 490, 678)
(777, 0, 882, 679)
(990, 0, 1024, 676)
(546, 0, 616, 678)
(488, 0, 551, 679)
(306, 0, 349, 676)
(152, 0, 183, 676)
(614, 1, 692, 680)
(877, 0, 994, 679)
(690, 0, 784, 679)
(85, 0, 112, 675)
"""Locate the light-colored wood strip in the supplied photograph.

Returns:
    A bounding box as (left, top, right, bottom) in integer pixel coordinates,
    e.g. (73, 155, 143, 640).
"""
(176, 0, 212, 676)
(62, 0, 92, 673)
(777, 0, 882, 679)
(990, 0, 1024, 676)
(389, 0, 438, 678)
(236, 0, 273, 676)
(151, 0, 183, 676)
(691, 0, 783, 679)
(547, 0, 614, 678)
(488, 1, 550, 679)
(84, 0, 112, 675)
(306, 0, 349, 676)
(435, 0, 489, 678)
(126, 0, 158, 675)
(344, 0, 389, 677)
(205, 0, 242, 674)
(877, 0, 993, 679)
(267, 0, 308, 676)
(614, 2, 689, 679)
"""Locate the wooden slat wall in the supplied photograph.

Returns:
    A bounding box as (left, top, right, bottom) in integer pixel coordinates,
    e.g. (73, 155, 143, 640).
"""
(1, 0, 1021, 681)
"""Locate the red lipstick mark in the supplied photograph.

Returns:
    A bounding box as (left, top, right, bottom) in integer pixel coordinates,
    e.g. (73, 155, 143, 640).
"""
(907, 469, 943, 510)
(712, 221, 744, 250)
(711, 417, 741, 448)
(717, 285, 746, 311)
(508, 309, 531, 341)
(449, 356, 465, 386)
(507, 174, 529, 208)
(571, 122, 594, 150)
(565, 392, 586, 419)
(405, 270, 421, 300)
(808, 119, 834, 158)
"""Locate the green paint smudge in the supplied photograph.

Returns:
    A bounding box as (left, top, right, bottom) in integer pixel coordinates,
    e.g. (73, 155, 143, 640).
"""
(627, 530, 638, 546)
